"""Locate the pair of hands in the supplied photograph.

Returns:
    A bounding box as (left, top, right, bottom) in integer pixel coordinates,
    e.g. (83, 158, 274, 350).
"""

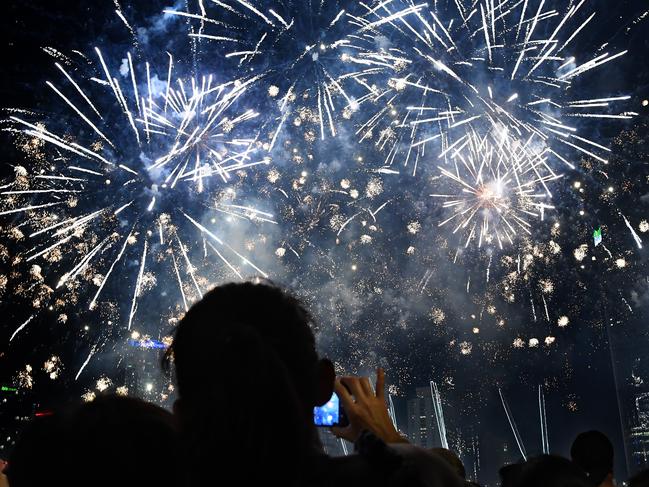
(331, 368, 408, 444)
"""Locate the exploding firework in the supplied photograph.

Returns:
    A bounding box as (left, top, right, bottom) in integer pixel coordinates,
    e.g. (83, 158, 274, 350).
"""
(1, 3, 647, 453)
(1, 47, 275, 350)
(431, 128, 557, 247)
(349, 0, 635, 245)
(166, 0, 395, 144)
(355, 0, 635, 163)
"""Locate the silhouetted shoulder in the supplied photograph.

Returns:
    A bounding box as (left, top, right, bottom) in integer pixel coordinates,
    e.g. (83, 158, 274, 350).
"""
(306, 433, 464, 487)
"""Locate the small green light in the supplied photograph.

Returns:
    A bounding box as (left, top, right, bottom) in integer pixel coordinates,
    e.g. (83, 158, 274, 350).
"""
(593, 227, 602, 246)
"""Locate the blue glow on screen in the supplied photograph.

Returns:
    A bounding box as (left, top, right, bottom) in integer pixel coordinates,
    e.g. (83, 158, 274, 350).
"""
(314, 392, 340, 426)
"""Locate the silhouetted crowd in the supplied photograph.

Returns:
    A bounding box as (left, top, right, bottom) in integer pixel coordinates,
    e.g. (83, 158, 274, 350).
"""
(2, 281, 649, 487)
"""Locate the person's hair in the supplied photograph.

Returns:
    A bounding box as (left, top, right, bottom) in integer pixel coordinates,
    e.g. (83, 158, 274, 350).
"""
(511, 455, 593, 487)
(8, 395, 181, 487)
(166, 281, 319, 407)
(165, 281, 317, 485)
(431, 448, 466, 479)
(630, 469, 649, 487)
(499, 462, 525, 487)
(65, 395, 181, 486)
(6, 412, 66, 487)
(571, 430, 614, 485)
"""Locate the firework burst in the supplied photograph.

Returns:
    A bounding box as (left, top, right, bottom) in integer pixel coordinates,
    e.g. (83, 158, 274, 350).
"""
(1, 47, 275, 347)
(167, 0, 410, 144)
(350, 0, 635, 237)
(432, 127, 557, 247)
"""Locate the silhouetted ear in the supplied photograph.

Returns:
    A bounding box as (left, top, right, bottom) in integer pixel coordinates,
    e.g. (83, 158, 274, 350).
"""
(314, 358, 335, 407)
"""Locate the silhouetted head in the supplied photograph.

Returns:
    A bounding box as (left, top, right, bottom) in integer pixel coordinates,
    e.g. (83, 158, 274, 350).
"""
(431, 448, 466, 479)
(6, 412, 66, 487)
(571, 430, 614, 485)
(499, 461, 525, 487)
(65, 395, 180, 487)
(168, 281, 334, 412)
(165, 281, 335, 485)
(630, 469, 649, 487)
(512, 455, 592, 487)
(8, 395, 180, 487)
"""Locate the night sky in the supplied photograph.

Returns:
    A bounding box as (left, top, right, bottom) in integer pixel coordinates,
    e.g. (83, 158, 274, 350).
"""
(1, 1, 649, 485)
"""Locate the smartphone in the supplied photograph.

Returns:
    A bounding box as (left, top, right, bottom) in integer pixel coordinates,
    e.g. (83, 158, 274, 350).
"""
(313, 392, 348, 427)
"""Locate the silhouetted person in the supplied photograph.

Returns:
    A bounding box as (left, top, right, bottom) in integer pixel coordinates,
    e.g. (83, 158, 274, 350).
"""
(512, 455, 592, 487)
(499, 461, 525, 487)
(630, 469, 649, 487)
(7, 395, 181, 487)
(571, 430, 615, 487)
(166, 280, 464, 487)
(429, 449, 483, 486)
(64, 395, 181, 487)
(4, 412, 65, 487)
(499, 455, 592, 487)
(430, 448, 466, 479)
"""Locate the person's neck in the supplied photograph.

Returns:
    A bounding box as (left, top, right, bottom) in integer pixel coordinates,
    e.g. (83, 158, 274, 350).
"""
(299, 402, 326, 455)
(304, 420, 325, 454)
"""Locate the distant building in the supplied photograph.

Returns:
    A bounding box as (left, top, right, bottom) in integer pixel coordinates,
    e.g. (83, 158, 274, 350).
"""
(318, 428, 348, 456)
(630, 392, 649, 470)
(636, 393, 649, 425)
(407, 386, 438, 448)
